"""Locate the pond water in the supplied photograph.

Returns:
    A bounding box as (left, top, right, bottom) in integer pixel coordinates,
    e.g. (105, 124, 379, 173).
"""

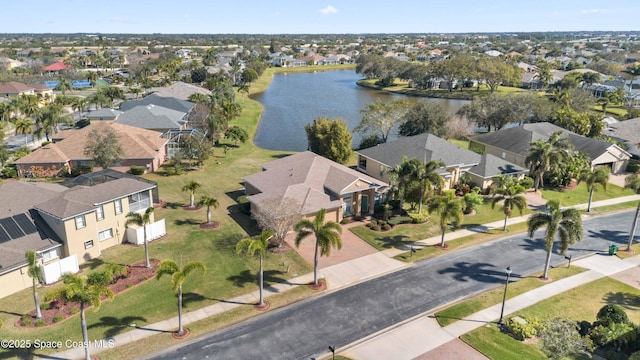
(253, 70, 469, 151)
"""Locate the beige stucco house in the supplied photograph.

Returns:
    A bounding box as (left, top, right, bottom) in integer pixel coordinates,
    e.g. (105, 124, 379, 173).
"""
(244, 151, 388, 224)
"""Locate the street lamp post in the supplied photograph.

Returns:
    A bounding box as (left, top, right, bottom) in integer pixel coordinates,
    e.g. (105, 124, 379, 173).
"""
(498, 266, 512, 325)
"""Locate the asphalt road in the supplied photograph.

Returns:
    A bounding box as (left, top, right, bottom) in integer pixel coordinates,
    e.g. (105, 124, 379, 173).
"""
(148, 210, 636, 360)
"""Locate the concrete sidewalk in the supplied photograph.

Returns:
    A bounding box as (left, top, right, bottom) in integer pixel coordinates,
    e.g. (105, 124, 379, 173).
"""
(51, 194, 640, 359)
(343, 254, 640, 360)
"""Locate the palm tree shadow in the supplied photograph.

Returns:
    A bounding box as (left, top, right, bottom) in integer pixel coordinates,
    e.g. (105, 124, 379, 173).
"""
(374, 234, 411, 249)
(162, 201, 182, 210)
(587, 229, 628, 245)
(226, 269, 287, 288)
(88, 315, 148, 338)
(174, 218, 201, 226)
(603, 292, 640, 311)
(519, 238, 546, 252)
(437, 262, 521, 284)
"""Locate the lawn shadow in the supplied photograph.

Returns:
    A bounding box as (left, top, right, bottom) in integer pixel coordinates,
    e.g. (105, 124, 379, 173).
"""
(603, 291, 640, 311)
(0, 309, 24, 317)
(162, 201, 183, 210)
(373, 234, 411, 249)
(428, 314, 491, 325)
(461, 224, 492, 233)
(81, 257, 105, 270)
(182, 292, 254, 306)
(227, 269, 288, 288)
(174, 218, 201, 226)
(88, 315, 148, 338)
(270, 153, 292, 159)
(437, 262, 522, 284)
(225, 189, 245, 202)
(227, 204, 261, 237)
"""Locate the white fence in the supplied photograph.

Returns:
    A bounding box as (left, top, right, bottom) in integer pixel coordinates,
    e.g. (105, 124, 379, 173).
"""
(125, 218, 166, 245)
(41, 254, 79, 284)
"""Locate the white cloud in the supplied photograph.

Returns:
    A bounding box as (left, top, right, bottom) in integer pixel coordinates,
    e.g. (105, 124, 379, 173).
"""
(581, 9, 606, 14)
(320, 5, 338, 15)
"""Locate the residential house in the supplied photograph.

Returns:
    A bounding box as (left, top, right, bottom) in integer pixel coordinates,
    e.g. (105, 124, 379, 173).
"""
(356, 133, 526, 190)
(0, 81, 36, 97)
(469, 122, 631, 173)
(42, 61, 70, 75)
(116, 104, 188, 132)
(603, 117, 640, 157)
(119, 94, 195, 114)
(86, 108, 123, 121)
(0, 177, 164, 299)
(0, 56, 24, 70)
(244, 151, 388, 223)
(14, 122, 168, 176)
(149, 81, 211, 101)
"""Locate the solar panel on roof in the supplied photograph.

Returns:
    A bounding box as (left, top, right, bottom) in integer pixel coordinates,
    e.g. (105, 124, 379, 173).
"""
(13, 214, 37, 234)
(0, 217, 25, 239)
(0, 226, 10, 243)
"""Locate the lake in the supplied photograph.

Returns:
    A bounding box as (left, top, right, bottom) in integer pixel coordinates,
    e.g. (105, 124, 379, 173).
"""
(253, 70, 469, 151)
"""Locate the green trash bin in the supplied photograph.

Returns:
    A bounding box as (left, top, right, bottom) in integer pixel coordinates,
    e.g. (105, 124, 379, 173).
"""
(609, 245, 618, 255)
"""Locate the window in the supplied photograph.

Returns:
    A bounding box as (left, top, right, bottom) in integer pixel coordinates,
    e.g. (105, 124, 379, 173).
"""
(343, 194, 352, 216)
(98, 229, 113, 241)
(358, 156, 367, 170)
(129, 191, 151, 213)
(41, 248, 58, 261)
(75, 215, 86, 229)
(84, 240, 94, 249)
(114, 199, 123, 214)
(96, 205, 104, 221)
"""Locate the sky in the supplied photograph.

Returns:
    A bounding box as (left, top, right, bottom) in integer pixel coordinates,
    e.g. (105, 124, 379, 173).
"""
(1, 0, 639, 34)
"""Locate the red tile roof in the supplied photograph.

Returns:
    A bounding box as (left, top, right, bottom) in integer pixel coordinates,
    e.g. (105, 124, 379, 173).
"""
(42, 61, 69, 71)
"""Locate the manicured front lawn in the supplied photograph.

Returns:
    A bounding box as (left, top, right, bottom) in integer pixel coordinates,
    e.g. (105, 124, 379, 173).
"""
(435, 266, 585, 327)
(541, 182, 635, 207)
(462, 277, 640, 359)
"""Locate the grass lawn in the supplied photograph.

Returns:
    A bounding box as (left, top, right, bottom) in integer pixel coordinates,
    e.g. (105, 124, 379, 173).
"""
(462, 277, 640, 360)
(435, 266, 585, 327)
(356, 78, 525, 100)
(541, 182, 635, 207)
(448, 138, 470, 149)
(350, 200, 530, 252)
(0, 70, 316, 357)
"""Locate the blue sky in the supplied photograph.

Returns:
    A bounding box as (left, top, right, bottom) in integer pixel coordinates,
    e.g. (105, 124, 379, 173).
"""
(1, 0, 638, 34)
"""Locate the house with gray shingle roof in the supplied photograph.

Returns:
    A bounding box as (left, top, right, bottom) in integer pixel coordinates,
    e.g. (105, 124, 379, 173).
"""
(470, 122, 631, 173)
(149, 81, 211, 101)
(356, 133, 526, 190)
(603, 117, 640, 157)
(119, 94, 195, 114)
(116, 104, 188, 131)
(244, 151, 388, 222)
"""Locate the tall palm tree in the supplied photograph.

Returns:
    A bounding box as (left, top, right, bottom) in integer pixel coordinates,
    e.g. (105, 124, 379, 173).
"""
(238, 82, 250, 103)
(428, 191, 463, 247)
(14, 118, 34, 147)
(45, 273, 114, 360)
(525, 131, 573, 191)
(409, 159, 445, 213)
(621, 64, 640, 95)
(236, 230, 273, 308)
(527, 200, 583, 280)
(491, 183, 528, 231)
(25, 250, 42, 319)
(55, 78, 73, 96)
(294, 208, 342, 287)
(578, 167, 610, 212)
(624, 174, 640, 251)
(598, 92, 620, 118)
(182, 181, 202, 208)
(156, 259, 206, 336)
(383, 156, 413, 208)
(125, 207, 154, 268)
(198, 195, 219, 224)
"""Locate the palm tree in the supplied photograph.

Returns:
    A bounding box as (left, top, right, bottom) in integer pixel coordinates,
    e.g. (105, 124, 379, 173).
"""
(579, 71, 601, 89)
(598, 92, 620, 118)
(578, 167, 610, 212)
(45, 273, 114, 360)
(525, 131, 573, 191)
(383, 156, 413, 208)
(428, 192, 463, 248)
(156, 259, 206, 336)
(55, 78, 73, 95)
(621, 64, 640, 95)
(491, 183, 527, 231)
(409, 159, 445, 213)
(25, 250, 42, 319)
(527, 200, 583, 280)
(236, 230, 273, 308)
(87, 71, 99, 87)
(181, 181, 201, 208)
(294, 208, 342, 287)
(198, 195, 219, 224)
(125, 207, 154, 268)
(238, 82, 250, 103)
(14, 118, 34, 147)
(624, 174, 640, 251)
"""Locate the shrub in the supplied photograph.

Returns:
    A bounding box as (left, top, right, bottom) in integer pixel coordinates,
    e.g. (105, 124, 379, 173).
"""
(35, 320, 46, 327)
(578, 320, 592, 336)
(237, 195, 251, 215)
(75, 118, 90, 128)
(20, 315, 32, 327)
(340, 217, 351, 225)
(140, 276, 148, 281)
(507, 316, 545, 341)
(388, 199, 401, 210)
(627, 162, 640, 174)
(39, 303, 49, 310)
(52, 315, 64, 323)
(353, 215, 363, 221)
(519, 176, 534, 190)
(370, 224, 380, 231)
(1, 167, 17, 178)
(407, 210, 429, 224)
(130, 165, 146, 175)
(69, 308, 79, 315)
(41, 141, 51, 146)
(381, 223, 392, 231)
(630, 350, 640, 360)
(463, 191, 484, 214)
(70, 165, 93, 177)
(597, 304, 629, 326)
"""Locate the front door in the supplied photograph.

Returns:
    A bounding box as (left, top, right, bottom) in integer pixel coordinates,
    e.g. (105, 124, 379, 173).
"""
(360, 194, 368, 214)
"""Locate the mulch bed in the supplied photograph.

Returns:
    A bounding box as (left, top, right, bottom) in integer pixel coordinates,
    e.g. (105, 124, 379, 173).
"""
(182, 204, 203, 211)
(198, 221, 220, 230)
(16, 259, 159, 328)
